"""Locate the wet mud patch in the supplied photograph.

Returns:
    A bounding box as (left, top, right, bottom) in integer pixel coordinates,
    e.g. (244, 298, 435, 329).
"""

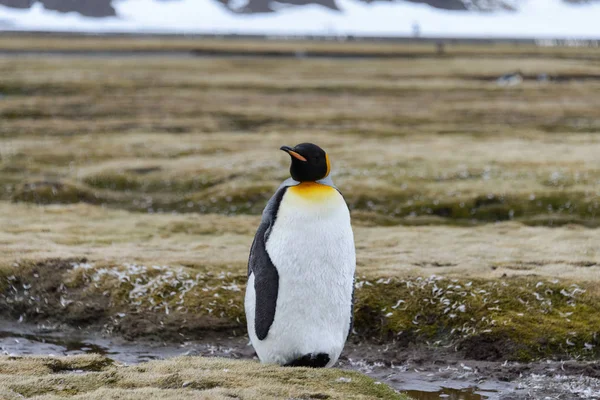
(0, 258, 110, 326)
(0, 259, 245, 341)
(459, 333, 525, 362)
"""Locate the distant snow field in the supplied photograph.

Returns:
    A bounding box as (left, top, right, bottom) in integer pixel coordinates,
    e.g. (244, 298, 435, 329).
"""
(0, 0, 600, 38)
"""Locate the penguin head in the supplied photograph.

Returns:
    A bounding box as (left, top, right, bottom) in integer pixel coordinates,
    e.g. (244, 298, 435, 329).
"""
(280, 143, 330, 182)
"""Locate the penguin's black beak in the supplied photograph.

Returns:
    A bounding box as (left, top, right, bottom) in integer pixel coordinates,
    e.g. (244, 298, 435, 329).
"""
(280, 146, 307, 162)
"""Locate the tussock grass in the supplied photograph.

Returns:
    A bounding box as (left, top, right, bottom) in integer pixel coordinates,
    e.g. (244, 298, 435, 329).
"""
(0, 354, 404, 399)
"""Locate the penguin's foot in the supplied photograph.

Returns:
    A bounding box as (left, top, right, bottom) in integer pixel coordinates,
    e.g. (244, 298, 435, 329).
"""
(284, 353, 330, 368)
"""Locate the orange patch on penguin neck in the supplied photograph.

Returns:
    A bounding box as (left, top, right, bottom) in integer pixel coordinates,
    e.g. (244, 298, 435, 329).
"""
(288, 182, 336, 201)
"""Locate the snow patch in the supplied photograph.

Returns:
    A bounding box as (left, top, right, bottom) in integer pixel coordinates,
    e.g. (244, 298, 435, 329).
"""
(0, 0, 599, 38)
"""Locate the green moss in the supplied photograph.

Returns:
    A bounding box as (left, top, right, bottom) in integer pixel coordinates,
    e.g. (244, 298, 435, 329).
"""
(84, 174, 142, 191)
(540, 117, 600, 133)
(354, 275, 600, 361)
(0, 109, 52, 120)
(11, 181, 99, 205)
(181, 182, 276, 215)
(0, 82, 78, 97)
(216, 112, 283, 132)
(46, 356, 114, 373)
(346, 191, 600, 227)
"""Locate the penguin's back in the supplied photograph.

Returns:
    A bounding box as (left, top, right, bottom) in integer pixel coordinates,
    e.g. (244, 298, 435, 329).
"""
(248, 182, 355, 367)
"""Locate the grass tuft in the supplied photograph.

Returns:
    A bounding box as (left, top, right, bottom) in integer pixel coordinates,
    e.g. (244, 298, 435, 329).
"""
(0, 355, 405, 400)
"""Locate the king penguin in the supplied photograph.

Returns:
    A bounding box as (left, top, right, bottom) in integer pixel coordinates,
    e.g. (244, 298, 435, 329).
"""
(245, 143, 356, 368)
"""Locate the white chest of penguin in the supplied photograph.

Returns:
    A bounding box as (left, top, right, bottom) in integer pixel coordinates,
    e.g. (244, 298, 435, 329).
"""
(254, 183, 356, 367)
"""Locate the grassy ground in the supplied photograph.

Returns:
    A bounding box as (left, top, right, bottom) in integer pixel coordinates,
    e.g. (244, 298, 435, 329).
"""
(0, 354, 404, 399)
(1, 33, 600, 58)
(1, 36, 600, 363)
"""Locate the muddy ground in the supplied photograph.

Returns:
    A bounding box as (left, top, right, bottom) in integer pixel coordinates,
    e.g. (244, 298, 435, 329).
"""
(0, 321, 599, 399)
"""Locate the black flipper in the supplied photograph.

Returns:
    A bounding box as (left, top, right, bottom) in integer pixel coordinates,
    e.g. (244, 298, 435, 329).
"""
(284, 353, 330, 368)
(248, 186, 288, 341)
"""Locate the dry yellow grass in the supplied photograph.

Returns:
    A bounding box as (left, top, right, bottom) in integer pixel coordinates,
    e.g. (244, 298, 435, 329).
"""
(0, 355, 404, 400)
(1, 201, 599, 281)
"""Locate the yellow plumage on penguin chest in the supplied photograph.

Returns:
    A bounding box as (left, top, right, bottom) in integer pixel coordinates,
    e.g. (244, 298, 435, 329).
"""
(287, 182, 339, 202)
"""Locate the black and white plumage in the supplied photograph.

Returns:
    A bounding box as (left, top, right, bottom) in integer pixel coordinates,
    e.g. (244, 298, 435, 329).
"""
(245, 143, 356, 368)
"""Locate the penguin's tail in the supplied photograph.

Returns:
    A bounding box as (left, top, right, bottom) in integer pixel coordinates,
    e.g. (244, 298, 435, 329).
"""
(284, 353, 330, 368)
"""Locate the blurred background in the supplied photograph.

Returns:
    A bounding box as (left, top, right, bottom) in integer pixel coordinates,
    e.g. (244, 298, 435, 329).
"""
(1, 1, 600, 400)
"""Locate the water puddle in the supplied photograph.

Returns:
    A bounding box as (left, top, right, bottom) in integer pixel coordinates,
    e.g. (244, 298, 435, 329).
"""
(348, 366, 513, 400)
(405, 388, 485, 400)
(406, 389, 487, 400)
(0, 329, 187, 364)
